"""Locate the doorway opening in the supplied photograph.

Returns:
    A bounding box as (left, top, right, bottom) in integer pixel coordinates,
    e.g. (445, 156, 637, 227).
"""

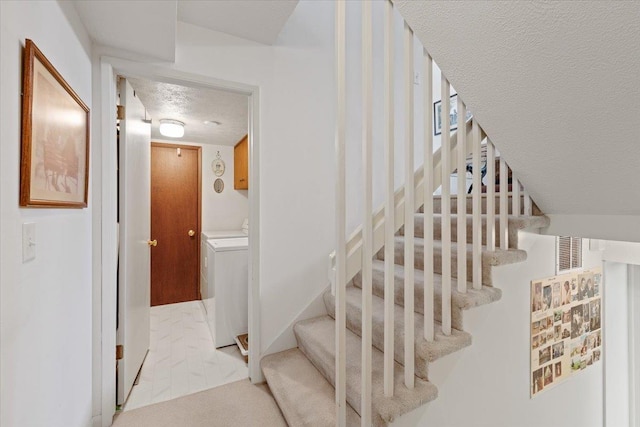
(100, 63, 260, 422)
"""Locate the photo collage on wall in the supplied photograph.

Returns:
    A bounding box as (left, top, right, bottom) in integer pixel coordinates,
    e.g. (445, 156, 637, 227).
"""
(530, 267, 602, 397)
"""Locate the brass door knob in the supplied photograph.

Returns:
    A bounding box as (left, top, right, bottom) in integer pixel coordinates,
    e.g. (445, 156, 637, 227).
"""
(188, 230, 195, 237)
(147, 239, 157, 247)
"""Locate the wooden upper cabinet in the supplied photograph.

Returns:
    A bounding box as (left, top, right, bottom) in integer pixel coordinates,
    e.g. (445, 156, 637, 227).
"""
(234, 134, 249, 190)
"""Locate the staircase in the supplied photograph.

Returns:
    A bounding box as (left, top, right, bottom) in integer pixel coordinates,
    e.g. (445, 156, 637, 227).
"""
(262, 195, 549, 426)
(261, 1, 551, 425)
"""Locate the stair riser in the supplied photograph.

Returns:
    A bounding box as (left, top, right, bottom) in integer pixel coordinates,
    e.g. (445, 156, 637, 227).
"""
(295, 331, 383, 425)
(401, 216, 518, 249)
(379, 242, 494, 286)
(352, 269, 465, 330)
(423, 195, 533, 215)
(294, 332, 347, 414)
(323, 291, 431, 381)
(293, 317, 439, 426)
(261, 349, 362, 426)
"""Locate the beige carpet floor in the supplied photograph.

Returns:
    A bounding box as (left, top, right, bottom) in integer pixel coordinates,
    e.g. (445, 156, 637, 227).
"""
(112, 379, 287, 427)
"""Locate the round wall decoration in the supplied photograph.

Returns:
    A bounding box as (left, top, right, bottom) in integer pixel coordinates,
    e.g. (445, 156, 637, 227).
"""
(213, 178, 224, 193)
(211, 151, 225, 177)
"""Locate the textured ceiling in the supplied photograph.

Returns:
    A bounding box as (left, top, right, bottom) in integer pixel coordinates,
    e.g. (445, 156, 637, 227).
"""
(177, 0, 298, 44)
(127, 78, 248, 146)
(73, 1, 176, 61)
(395, 1, 640, 215)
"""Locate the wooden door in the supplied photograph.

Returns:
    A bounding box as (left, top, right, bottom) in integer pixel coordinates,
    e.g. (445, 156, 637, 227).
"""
(117, 78, 151, 404)
(234, 135, 248, 189)
(150, 143, 201, 306)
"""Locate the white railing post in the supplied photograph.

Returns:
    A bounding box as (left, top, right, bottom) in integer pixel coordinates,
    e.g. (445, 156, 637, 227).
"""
(360, 2, 373, 425)
(456, 98, 467, 294)
(471, 119, 482, 290)
(524, 189, 533, 216)
(423, 52, 434, 342)
(383, 0, 395, 398)
(440, 75, 452, 336)
(499, 157, 509, 250)
(334, 1, 347, 425)
(486, 140, 496, 251)
(513, 176, 521, 217)
(403, 21, 415, 390)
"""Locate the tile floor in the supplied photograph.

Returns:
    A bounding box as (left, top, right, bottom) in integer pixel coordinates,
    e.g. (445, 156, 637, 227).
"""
(124, 300, 248, 411)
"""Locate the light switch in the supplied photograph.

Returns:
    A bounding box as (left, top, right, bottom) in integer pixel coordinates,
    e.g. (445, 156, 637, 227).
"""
(22, 223, 36, 263)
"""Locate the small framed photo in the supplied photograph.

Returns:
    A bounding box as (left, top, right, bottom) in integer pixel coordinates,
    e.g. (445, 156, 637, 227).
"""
(20, 39, 90, 208)
(433, 93, 472, 136)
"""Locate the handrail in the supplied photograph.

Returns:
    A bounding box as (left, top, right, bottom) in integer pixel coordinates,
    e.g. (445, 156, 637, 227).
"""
(343, 117, 483, 285)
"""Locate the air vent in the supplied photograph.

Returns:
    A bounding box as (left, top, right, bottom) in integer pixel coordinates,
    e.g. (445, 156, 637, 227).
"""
(556, 236, 582, 273)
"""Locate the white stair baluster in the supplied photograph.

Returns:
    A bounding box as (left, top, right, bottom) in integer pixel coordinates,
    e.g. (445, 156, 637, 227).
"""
(486, 140, 496, 252)
(513, 176, 521, 217)
(441, 75, 452, 336)
(499, 158, 509, 250)
(334, 0, 347, 424)
(403, 21, 415, 390)
(423, 52, 434, 342)
(360, 2, 373, 425)
(383, 0, 395, 398)
(524, 189, 533, 216)
(472, 119, 482, 290)
(456, 98, 467, 293)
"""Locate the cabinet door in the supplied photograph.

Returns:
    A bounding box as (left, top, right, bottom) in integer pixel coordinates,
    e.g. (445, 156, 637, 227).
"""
(234, 135, 248, 189)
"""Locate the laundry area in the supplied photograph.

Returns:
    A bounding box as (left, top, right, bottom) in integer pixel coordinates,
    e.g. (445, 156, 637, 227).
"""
(116, 76, 252, 411)
(201, 224, 250, 356)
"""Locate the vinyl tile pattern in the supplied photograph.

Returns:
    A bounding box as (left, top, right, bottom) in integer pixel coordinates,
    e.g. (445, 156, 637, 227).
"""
(124, 301, 248, 411)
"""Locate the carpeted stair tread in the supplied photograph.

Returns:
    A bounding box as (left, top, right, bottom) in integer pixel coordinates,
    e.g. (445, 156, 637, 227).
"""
(379, 236, 527, 285)
(352, 260, 502, 330)
(362, 260, 502, 310)
(294, 315, 438, 426)
(402, 214, 550, 249)
(262, 348, 361, 427)
(323, 288, 472, 380)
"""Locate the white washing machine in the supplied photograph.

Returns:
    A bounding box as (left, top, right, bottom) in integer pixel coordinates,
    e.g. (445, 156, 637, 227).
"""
(205, 237, 248, 348)
(200, 229, 247, 300)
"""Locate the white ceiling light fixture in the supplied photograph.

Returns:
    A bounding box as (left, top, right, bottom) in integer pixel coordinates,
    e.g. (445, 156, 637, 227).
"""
(159, 119, 185, 138)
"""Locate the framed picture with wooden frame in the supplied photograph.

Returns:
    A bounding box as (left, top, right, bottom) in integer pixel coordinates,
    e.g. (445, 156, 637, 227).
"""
(20, 39, 90, 208)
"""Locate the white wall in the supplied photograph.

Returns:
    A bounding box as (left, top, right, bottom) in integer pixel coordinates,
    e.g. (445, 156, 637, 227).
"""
(162, 1, 335, 355)
(152, 139, 249, 232)
(602, 262, 630, 427)
(344, 1, 464, 232)
(393, 234, 606, 427)
(0, 2, 94, 426)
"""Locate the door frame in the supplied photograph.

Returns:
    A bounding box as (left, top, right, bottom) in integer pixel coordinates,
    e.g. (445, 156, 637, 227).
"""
(94, 57, 261, 427)
(150, 142, 203, 303)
